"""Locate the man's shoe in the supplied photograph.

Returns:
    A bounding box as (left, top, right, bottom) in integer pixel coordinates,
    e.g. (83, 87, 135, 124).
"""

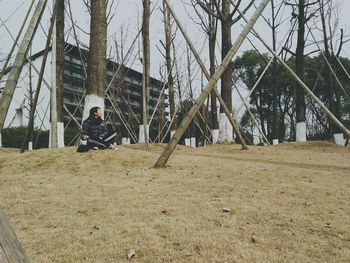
(109, 143, 118, 150)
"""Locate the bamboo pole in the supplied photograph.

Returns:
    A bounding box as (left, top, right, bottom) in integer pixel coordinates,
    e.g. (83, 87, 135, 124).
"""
(335, 56, 350, 81)
(164, 0, 247, 150)
(235, 6, 350, 140)
(0, 0, 35, 81)
(155, 0, 270, 168)
(0, 0, 47, 131)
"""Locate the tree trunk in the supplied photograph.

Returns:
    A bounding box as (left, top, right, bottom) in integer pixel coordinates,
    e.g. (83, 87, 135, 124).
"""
(56, 0, 65, 145)
(271, 0, 279, 142)
(208, 2, 219, 142)
(51, 0, 65, 148)
(221, 1, 233, 114)
(218, 0, 233, 142)
(295, 0, 306, 141)
(83, 0, 107, 121)
(319, 0, 341, 136)
(163, 1, 177, 136)
(140, 0, 150, 148)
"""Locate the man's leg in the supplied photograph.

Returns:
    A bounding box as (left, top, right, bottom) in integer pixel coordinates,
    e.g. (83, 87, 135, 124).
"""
(102, 131, 117, 144)
(88, 136, 110, 149)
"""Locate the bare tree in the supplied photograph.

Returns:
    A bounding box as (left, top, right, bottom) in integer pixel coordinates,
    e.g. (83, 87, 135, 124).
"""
(193, 0, 254, 142)
(318, 0, 345, 139)
(51, 0, 65, 148)
(190, 0, 220, 142)
(162, 1, 177, 138)
(83, 0, 107, 121)
(140, 0, 151, 149)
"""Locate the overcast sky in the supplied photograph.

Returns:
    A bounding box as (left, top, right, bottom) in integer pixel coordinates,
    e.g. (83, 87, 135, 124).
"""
(1, 0, 350, 101)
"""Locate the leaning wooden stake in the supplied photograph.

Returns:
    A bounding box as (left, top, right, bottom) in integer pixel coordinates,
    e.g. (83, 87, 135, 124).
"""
(154, 0, 270, 168)
(21, 1, 57, 153)
(0, 0, 47, 131)
(235, 6, 350, 140)
(0, 208, 30, 263)
(0, 0, 35, 82)
(164, 0, 248, 150)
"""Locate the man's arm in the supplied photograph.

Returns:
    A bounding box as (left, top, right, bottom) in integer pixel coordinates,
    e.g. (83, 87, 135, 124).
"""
(98, 120, 110, 138)
(81, 120, 90, 140)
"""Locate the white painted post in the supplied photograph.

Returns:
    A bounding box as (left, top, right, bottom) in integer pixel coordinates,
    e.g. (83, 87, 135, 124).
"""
(184, 138, 191, 147)
(218, 113, 233, 142)
(28, 141, 33, 151)
(333, 133, 345, 146)
(212, 129, 219, 144)
(57, 122, 64, 147)
(122, 137, 130, 145)
(296, 122, 307, 142)
(190, 137, 196, 148)
(138, 124, 149, 144)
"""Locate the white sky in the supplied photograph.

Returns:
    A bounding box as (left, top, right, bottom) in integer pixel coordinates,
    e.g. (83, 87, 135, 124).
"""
(1, 0, 350, 102)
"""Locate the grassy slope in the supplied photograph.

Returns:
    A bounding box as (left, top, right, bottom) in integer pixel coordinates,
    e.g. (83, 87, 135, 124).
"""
(0, 142, 349, 262)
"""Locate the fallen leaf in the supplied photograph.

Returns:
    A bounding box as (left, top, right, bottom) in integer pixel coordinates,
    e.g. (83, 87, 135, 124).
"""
(127, 250, 135, 260)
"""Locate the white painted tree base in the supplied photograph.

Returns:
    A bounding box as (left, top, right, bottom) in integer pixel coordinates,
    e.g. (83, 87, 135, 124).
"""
(218, 113, 234, 143)
(185, 138, 191, 147)
(0, 133, 2, 147)
(82, 94, 105, 121)
(49, 122, 65, 148)
(28, 141, 33, 151)
(57, 122, 64, 148)
(212, 129, 219, 144)
(333, 133, 346, 146)
(170, 130, 176, 139)
(122, 137, 130, 145)
(190, 137, 196, 148)
(139, 124, 149, 144)
(296, 122, 307, 142)
(272, 139, 279, 145)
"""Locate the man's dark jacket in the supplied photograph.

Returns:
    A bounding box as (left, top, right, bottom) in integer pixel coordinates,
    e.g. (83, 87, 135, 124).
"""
(81, 117, 109, 139)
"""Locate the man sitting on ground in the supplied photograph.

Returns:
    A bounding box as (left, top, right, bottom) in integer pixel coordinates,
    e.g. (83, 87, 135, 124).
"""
(77, 106, 117, 152)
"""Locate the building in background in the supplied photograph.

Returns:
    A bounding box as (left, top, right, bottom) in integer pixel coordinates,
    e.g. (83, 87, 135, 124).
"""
(0, 43, 169, 144)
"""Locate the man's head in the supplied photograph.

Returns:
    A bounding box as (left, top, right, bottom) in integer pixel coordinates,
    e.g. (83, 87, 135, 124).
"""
(89, 106, 102, 119)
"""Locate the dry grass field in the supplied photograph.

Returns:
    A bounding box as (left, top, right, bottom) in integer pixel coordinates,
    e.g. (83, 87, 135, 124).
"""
(0, 141, 349, 262)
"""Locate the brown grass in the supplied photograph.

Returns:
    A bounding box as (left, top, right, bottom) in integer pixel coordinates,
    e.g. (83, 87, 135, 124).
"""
(0, 142, 349, 262)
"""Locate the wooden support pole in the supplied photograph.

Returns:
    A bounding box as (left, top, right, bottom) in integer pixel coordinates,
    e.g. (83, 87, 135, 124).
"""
(154, 0, 270, 168)
(0, 0, 47, 131)
(0, 0, 35, 82)
(0, 208, 30, 263)
(164, 0, 248, 150)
